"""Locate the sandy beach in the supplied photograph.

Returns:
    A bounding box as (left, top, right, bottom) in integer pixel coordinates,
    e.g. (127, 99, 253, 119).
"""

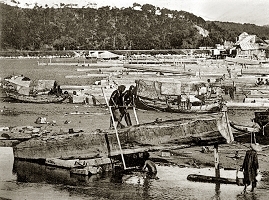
(1, 58, 269, 184)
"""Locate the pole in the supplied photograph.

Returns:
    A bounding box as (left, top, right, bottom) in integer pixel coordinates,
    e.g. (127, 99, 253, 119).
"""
(132, 96, 139, 125)
(214, 144, 220, 178)
(102, 88, 127, 170)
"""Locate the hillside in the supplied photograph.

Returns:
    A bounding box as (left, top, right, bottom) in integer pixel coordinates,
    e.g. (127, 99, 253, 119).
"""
(0, 3, 269, 51)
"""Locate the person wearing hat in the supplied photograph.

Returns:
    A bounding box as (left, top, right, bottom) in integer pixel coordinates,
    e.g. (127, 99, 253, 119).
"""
(109, 85, 126, 129)
(241, 143, 261, 193)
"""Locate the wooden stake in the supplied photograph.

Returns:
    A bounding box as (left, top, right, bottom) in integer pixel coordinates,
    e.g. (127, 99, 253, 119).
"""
(214, 144, 220, 178)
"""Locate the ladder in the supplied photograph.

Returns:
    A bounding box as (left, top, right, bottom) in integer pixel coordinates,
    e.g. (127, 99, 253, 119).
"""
(102, 88, 139, 170)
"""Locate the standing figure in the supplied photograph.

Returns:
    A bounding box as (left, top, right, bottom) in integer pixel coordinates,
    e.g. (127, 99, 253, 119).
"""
(121, 85, 136, 126)
(241, 143, 260, 193)
(206, 79, 212, 98)
(186, 96, 191, 110)
(109, 85, 126, 129)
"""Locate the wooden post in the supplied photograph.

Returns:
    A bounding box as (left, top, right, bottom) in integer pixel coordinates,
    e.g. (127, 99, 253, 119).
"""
(132, 96, 139, 125)
(214, 144, 220, 178)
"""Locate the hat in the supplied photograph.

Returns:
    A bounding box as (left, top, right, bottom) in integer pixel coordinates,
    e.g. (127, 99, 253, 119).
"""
(118, 85, 126, 91)
(250, 143, 262, 152)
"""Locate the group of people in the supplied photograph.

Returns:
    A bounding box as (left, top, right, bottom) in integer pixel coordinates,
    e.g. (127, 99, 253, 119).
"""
(109, 84, 136, 129)
(255, 78, 269, 86)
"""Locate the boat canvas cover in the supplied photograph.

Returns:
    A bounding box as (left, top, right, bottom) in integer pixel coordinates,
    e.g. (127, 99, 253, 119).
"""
(17, 86, 31, 95)
(136, 79, 181, 100)
(30, 80, 56, 92)
(5, 77, 31, 88)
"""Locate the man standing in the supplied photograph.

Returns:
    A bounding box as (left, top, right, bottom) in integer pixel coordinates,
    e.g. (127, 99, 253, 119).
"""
(109, 85, 126, 129)
(121, 85, 136, 126)
(241, 143, 260, 193)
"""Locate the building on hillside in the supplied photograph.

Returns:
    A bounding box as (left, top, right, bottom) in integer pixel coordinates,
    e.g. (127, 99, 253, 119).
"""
(231, 32, 268, 60)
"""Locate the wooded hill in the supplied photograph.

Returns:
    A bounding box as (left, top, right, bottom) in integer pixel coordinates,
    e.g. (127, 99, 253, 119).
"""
(1, 3, 269, 51)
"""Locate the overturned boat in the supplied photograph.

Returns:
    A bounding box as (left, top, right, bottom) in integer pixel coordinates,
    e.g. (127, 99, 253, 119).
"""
(135, 79, 221, 113)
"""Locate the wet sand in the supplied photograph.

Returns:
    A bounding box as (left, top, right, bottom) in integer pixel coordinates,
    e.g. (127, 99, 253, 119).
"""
(1, 58, 269, 182)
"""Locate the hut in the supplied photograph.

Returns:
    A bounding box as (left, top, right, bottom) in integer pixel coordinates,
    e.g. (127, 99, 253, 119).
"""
(232, 32, 267, 59)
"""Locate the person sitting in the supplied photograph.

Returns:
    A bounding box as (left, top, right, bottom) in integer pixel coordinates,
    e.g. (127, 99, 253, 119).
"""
(265, 79, 269, 85)
(260, 78, 264, 85)
(255, 78, 260, 86)
(142, 152, 159, 179)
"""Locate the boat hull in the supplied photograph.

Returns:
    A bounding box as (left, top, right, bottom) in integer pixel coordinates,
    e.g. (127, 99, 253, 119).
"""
(136, 97, 221, 113)
(5, 91, 67, 103)
(13, 114, 233, 160)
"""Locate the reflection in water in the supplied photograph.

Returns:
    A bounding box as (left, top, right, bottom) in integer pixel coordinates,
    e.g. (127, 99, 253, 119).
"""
(1, 150, 269, 200)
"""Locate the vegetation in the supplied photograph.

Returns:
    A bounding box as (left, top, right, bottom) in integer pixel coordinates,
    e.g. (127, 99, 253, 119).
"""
(1, 3, 269, 51)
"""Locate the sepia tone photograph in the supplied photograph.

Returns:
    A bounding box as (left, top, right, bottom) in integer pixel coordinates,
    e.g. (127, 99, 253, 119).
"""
(0, 0, 269, 199)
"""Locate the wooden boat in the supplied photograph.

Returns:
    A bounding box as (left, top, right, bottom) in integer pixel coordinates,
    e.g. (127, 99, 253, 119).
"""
(5, 91, 68, 103)
(13, 113, 233, 161)
(135, 79, 221, 113)
(136, 96, 221, 113)
(229, 121, 260, 133)
(230, 111, 269, 135)
(2, 75, 68, 103)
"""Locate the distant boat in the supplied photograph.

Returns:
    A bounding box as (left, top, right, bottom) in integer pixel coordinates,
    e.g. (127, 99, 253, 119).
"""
(5, 91, 68, 103)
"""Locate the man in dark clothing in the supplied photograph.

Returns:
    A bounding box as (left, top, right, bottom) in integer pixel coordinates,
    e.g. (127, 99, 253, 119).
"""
(241, 143, 260, 193)
(123, 85, 136, 106)
(109, 85, 126, 129)
(121, 85, 136, 126)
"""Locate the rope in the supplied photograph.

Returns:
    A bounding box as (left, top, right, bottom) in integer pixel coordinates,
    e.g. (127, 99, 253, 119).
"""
(262, 122, 269, 136)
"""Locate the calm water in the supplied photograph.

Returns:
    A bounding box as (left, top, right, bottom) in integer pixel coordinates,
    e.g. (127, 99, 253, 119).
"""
(1, 147, 269, 200)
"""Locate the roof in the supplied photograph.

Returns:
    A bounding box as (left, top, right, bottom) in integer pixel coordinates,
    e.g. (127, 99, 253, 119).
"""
(87, 51, 120, 59)
(235, 32, 269, 50)
(238, 43, 259, 50)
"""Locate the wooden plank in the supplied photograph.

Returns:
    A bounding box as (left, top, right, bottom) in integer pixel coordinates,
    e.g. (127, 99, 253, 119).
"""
(187, 174, 237, 184)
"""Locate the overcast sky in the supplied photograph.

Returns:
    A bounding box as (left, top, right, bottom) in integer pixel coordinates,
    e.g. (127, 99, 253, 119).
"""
(11, 0, 269, 26)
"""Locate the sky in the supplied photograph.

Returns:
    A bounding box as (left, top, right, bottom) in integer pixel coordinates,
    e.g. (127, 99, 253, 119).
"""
(5, 0, 269, 26)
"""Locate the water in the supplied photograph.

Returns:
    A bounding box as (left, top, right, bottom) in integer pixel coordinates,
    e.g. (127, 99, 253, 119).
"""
(1, 147, 269, 200)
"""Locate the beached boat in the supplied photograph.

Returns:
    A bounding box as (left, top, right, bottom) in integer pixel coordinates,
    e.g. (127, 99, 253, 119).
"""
(136, 97, 221, 113)
(230, 121, 260, 133)
(13, 112, 233, 161)
(2, 75, 68, 103)
(5, 91, 68, 103)
(230, 111, 269, 135)
(135, 79, 221, 113)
